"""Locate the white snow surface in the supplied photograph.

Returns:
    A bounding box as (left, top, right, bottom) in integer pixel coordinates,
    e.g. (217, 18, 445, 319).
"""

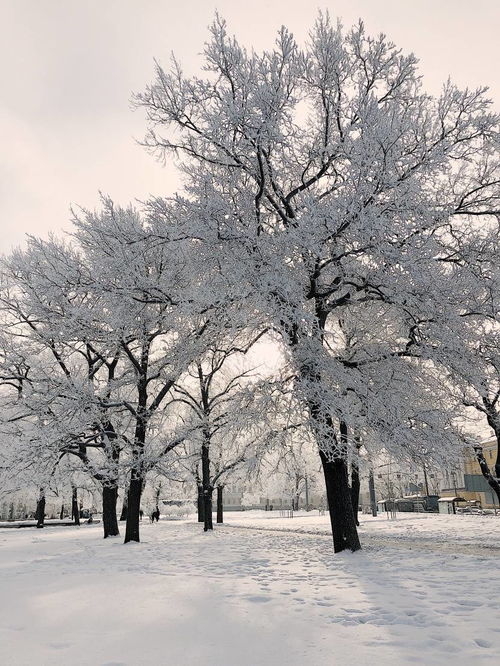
(226, 509, 500, 554)
(1, 511, 499, 665)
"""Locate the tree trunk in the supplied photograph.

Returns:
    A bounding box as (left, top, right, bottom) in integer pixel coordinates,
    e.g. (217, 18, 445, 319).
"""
(494, 425, 500, 488)
(319, 450, 361, 553)
(474, 446, 500, 504)
(101, 421, 121, 537)
(201, 441, 213, 531)
(484, 409, 500, 491)
(124, 475, 143, 543)
(59, 504, 64, 520)
(197, 485, 204, 522)
(307, 399, 361, 552)
(203, 486, 214, 531)
(155, 484, 161, 516)
(291, 302, 361, 553)
(35, 490, 45, 528)
(71, 486, 80, 526)
(368, 469, 378, 517)
(350, 435, 362, 527)
(102, 485, 120, 538)
(216, 485, 223, 524)
(119, 490, 128, 522)
(124, 386, 148, 543)
(350, 460, 360, 527)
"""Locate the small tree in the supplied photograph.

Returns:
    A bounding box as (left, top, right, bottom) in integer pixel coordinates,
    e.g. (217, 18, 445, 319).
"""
(169, 331, 271, 531)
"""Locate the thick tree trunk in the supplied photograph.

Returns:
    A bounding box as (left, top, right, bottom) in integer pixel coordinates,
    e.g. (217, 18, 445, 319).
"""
(59, 504, 64, 520)
(71, 487, 80, 525)
(291, 301, 361, 553)
(307, 398, 361, 552)
(100, 421, 121, 538)
(123, 434, 147, 543)
(216, 485, 223, 524)
(203, 487, 214, 531)
(474, 445, 500, 504)
(102, 485, 119, 538)
(319, 451, 361, 553)
(124, 475, 143, 543)
(124, 383, 148, 543)
(35, 490, 45, 528)
(197, 485, 205, 522)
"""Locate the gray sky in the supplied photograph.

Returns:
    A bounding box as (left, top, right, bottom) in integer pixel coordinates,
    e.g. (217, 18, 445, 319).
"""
(1, 0, 498, 253)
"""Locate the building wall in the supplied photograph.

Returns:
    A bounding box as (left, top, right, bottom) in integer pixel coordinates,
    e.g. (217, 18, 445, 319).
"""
(463, 441, 496, 475)
(462, 440, 498, 508)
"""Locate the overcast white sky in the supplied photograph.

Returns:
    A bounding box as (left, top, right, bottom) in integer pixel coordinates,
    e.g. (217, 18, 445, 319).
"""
(1, 0, 498, 253)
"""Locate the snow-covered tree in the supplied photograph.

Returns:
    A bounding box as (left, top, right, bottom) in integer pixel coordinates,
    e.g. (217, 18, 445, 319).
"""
(421, 222, 500, 501)
(135, 14, 499, 550)
(168, 330, 275, 531)
(0, 200, 210, 541)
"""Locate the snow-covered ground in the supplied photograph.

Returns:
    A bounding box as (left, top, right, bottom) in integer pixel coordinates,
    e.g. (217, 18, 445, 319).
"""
(226, 509, 500, 553)
(1, 513, 499, 665)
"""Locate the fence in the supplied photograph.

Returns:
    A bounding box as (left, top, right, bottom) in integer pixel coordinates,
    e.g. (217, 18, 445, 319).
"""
(279, 508, 294, 518)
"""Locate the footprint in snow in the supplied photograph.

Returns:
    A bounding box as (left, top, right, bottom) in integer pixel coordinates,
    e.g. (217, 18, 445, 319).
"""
(474, 638, 492, 648)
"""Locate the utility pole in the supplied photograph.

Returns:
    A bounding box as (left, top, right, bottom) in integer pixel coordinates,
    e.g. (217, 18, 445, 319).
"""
(369, 469, 377, 517)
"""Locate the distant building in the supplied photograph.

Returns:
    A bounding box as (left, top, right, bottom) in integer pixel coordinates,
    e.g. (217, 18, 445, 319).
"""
(359, 455, 451, 510)
(441, 438, 498, 508)
(223, 483, 245, 510)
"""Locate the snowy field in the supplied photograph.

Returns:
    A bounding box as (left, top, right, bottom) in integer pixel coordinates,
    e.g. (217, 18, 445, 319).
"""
(1, 512, 499, 665)
(226, 509, 500, 553)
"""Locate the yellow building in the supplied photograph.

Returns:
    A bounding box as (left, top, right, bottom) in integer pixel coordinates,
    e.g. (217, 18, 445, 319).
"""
(441, 439, 499, 508)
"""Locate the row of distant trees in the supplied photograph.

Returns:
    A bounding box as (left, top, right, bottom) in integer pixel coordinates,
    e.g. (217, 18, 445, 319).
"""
(1, 14, 499, 552)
